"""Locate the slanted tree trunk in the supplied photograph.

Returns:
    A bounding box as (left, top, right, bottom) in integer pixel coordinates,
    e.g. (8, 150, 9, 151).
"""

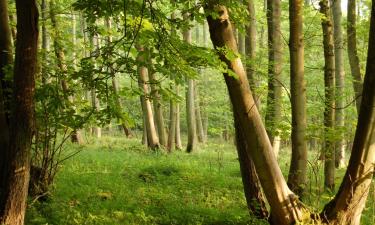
(320, 0, 336, 190)
(183, 23, 197, 153)
(287, 0, 308, 197)
(0, 0, 13, 205)
(321, 4, 375, 223)
(205, 4, 306, 225)
(137, 46, 159, 150)
(234, 116, 269, 219)
(245, 0, 260, 108)
(332, 0, 346, 168)
(347, 0, 363, 112)
(265, 0, 282, 157)
(0, 0, 38, 224)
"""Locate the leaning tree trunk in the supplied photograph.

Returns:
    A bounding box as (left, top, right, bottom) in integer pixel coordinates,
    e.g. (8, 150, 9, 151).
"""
(287, 0, 308, 197)
(320, 0, 336, 191)
(332, 0, 346, 168)
(205, 4, 306, 225)
(0, 1, 38, 224)
(321, 4, 375, 224)
(234, 116, 269, 219)
(347, 0, 363, 112)
(265, 0, 282, 157)
(0, 0, 13, 205)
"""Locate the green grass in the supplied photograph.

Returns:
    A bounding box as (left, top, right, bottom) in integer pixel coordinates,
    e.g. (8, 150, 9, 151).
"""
(26, 136, 374, 225)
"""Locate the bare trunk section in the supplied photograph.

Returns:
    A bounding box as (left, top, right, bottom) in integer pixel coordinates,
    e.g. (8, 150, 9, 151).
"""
(175, 84, 182, 150)
(167, 90, 176, 152)
(321, 4, 375, 224)
(234, 116, 269, 219)
(137, 47, 159, 150)
(205, 5, 306, 225)
(0, 1, 38, 224)
(347, 0, 363, 112)
(183, 25, 197, 153)
(320, 0, 336, 191)
(195, 83, 205, 143)
(265, 0, 282, 157)
(332, 0, 346, 168)
(287, 0, 308, 197)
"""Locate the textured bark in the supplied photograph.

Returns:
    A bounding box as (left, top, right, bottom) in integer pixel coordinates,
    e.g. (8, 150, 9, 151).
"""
(183, 25, 197, 153)
(0, 0, 13, 206)
(245, 0, 260, 108)
(287, 0, 308, 197)
(137, 47, 159, 150)
(321, 4, 375, 224)
(320, 0, 336, 191)
(205, 5, 306, 225)
(265, 0, 282, 157)
(332, 0, 346, 168)
(347, 0, 363, 112)
(0, 1, 38, 224)
(234, 116, 269, 219)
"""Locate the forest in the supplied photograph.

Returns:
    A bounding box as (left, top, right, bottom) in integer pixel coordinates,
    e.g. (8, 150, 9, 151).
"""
(0, 0, 375, 224)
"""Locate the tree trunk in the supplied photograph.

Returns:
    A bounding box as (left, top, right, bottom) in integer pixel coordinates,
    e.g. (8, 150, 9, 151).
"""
(287, 0, 308, 197)
(167, 90, 176, 152)
(90, 34, 101, 138)
(205, 5, 306, 225)
(332, 0, 346, 168)
(183, 25, 197, 153)
(0, 1, 38, 224)
(245, 0, 260, 108)
(195, 83, 205, 143)
(265, 0, 282, 157)
(321, 4, 375, 224)
(137, 46, 159, 150)
(320, 0, 336, 191)
(175, 84, 182, 150)
(0, 0, 13, 206)
(347, 0, 363, 112)
(234, 116, 269, 219)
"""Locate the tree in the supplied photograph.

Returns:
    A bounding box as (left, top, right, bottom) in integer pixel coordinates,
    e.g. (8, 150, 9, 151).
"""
(287, 0, 308, 197)
(320, 0, 336, 190)
(347, 0, 363, 112)
(265, 0, 283, 157)
(0, 0, 39, 223)
(332, 0, 346, 168)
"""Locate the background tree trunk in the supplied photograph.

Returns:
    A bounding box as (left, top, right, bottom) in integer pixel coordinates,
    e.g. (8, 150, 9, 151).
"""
(347, 0, 363, 112)
(0, 1, 38, 224)
(332, 0, 346, 168)
(320, 0, 336, 191)
(321, 4, 375, 223)
(287, 0, 308, 197)
(265, 0, 283, 157)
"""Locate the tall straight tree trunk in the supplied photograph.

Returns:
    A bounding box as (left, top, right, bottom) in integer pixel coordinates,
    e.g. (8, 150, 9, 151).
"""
(287, 0, 308, 197)
(321, 4, 375, 224)
(137, 47, 159, 150)
(175, 84, 182, 150)
(205, 5, 306, 225)
(202, 22, 209, 140)
(105, 18, 132, 138)
(91, 34, 101, 138)
(347, 0, 363, 112)
(195, 82, 205, 143)
(245, 0, 259, 108)
(332, 0, 346, 168)
(183, 24, 197, 153)
(167, 92, 176, 152)
(0, 0, 13, 205)
(149, 70, 167, 147)
(265, 0, 282, 157)
(0, 1, 38, 224)
(234, 116, 269, 219)
(320, 0, 336, 190)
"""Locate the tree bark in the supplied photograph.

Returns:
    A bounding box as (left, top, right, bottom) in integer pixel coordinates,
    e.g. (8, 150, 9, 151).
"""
(347, 0, 363, 112)
(321, 4, 375, 224)
(320, 0, 336, 191)
(195, 83, 205, 143)
(332, 0, 346, 168)
(0, 1, 38, 224)
(205, 4, 306, 225)
(175, 84, 182, 150)
(265, 0, 282, 157)
(287, 0, 308, 197)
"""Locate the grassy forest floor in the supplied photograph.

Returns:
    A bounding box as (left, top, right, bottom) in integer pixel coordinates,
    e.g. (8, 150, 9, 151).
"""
(26, 135, 375, 225)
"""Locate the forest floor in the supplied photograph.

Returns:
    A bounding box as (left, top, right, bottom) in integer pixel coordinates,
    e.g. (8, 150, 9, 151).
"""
(26, 135, 375, 225)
